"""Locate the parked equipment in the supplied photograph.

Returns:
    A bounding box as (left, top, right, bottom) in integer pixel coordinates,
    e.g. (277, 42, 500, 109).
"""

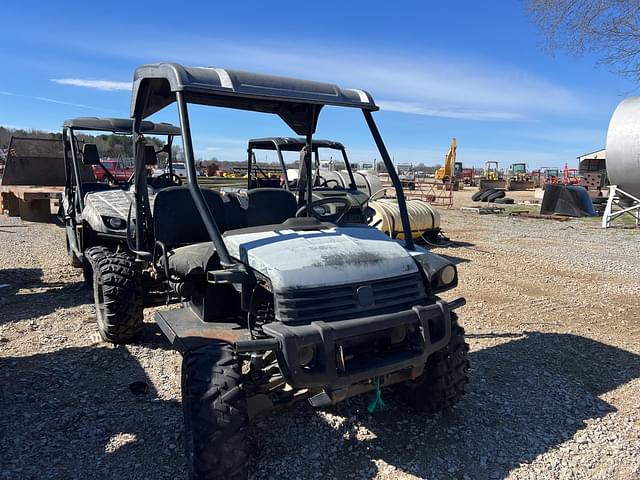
(104, 63, 471, 479)
(478, 161, 506, 190)
(0, 136, 65, 222)
(542, 167, 561, 184)
(60, 117, 182, 307)
(507, 163, 534, 190)
(435, 138, 457, 182)
(245, 137, 380, 223)
(368, 195, 441, 239)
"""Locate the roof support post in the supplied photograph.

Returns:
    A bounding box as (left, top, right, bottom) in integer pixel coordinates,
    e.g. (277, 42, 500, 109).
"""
(132, 108, 151, 255)
(304, 106, 317, 212)
(340, 147, 357, 190)
(247, 146, 253, 190)
(176, 91, 234, 267)
(65, 128, 85, 211)
(274, 141, 289, 191)
(362, 109, 415, 250)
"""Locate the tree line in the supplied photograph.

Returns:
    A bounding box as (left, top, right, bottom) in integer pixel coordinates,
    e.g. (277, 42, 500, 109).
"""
(0, 126, 163, 158)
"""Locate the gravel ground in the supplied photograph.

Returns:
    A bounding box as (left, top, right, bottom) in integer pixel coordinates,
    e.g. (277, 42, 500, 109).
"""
(1, 203, 639, 480)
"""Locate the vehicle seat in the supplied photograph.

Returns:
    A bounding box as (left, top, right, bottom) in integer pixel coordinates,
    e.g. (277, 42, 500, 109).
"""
(154, 186, 226, 278)
(246, 188, 297, 227)
(82, 182, 113, 193)
(223, 193, 248, 230)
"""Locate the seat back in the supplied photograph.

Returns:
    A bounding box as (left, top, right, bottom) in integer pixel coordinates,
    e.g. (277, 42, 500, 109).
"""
(223, 193, 248, 230)
(153, 186, 226, 248)
(246, 188, 297, 227)
(82, 182, 113, 194)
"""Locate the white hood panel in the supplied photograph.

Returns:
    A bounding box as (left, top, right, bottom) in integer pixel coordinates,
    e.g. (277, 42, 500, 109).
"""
(224, 226, 417, 291)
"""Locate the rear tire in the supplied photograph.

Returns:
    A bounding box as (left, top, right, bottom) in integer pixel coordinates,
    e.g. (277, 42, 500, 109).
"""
(93, 252, 143, 343)
(400, 313, 469, 412)
(182, 343, 249, 480)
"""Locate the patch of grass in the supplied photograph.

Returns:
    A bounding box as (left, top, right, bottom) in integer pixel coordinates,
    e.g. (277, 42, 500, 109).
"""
(497, 204, 540, 216)
(578, 207, 638, 226)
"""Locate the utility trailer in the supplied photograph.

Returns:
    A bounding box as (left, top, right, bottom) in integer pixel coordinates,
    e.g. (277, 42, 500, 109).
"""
(0, 136, 65, 222)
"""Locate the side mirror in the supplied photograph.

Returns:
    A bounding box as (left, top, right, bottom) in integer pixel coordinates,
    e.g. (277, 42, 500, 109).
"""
(82, 144, 100, 165)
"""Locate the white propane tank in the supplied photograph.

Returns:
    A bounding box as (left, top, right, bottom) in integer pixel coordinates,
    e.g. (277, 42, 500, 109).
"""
(353, 171, 383, 197)
(318, 171, 383, 197)
(606, 97, 640, 198)
(369, 198, 441, 239)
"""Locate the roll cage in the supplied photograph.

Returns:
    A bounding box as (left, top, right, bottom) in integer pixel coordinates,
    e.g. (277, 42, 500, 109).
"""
(62, 117, 181, 211)
(130, 63, 415, 269)
(246, 137, 357, 191)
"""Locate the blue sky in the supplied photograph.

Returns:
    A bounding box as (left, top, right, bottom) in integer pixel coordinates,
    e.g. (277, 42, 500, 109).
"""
(0, 0, 634, 168)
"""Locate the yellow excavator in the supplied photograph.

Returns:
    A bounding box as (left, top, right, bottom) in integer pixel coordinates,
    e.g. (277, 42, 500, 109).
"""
(435, 137, 457, 182)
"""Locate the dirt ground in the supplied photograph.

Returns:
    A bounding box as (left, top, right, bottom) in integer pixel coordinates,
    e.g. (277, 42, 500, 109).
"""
(1, 193, 639, 480)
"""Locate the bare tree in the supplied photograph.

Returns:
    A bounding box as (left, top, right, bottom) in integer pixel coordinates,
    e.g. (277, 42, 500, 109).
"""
(527, 0, 640, 81)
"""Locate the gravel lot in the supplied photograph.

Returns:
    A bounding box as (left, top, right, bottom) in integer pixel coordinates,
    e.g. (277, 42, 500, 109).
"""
(1, 195, 639, 480)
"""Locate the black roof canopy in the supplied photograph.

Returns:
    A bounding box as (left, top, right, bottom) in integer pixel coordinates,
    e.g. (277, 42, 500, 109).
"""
(63, 117, 181, 136)
(131, 63, 378, 134)
(248, 137, 345, 151)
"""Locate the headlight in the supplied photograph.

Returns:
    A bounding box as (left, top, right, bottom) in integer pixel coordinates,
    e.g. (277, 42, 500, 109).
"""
(439, 265, 456, 285)
(103, 216, 126, 230)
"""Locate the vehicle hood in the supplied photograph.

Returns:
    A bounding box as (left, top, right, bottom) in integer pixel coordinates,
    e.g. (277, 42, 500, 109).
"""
(224, 226, 418, 291)
(82, 189, 156, 233)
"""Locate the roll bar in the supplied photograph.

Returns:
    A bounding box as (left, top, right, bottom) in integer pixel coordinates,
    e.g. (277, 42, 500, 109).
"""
(130, 67, 416, 266)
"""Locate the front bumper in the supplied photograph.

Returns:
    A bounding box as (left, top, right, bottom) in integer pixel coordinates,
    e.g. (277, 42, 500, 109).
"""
(262, 299, 459, 390)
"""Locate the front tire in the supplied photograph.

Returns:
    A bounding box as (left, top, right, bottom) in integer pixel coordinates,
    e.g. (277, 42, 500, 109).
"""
(83, 245, 112, 285)
(93, 252, 143, 343)
(401, 313, 469, 412)
(182, 343, 249, 480)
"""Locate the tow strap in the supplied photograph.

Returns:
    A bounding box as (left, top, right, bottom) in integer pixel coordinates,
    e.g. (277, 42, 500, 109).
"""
(367, 377, 386, 413)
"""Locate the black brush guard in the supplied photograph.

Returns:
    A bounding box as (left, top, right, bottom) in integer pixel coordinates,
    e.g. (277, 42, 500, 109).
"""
(246, 298, 464, 390)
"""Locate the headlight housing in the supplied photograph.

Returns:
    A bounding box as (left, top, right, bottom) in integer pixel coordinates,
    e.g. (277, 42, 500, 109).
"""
(103, 216, 126, 230)
(412, 250, 458, 294)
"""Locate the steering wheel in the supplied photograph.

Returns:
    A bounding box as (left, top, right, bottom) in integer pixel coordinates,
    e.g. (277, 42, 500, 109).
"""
(152, 172, 183, 188)
(296, 197, 352, 224)
(322, 178, 342, 189)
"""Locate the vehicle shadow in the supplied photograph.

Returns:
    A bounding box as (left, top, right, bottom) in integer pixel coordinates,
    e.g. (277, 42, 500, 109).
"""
(433, 253, 470, 265)
(250, 332, 640, 479)
(0, 267, 88, 324)
(0, 345, 185, 480)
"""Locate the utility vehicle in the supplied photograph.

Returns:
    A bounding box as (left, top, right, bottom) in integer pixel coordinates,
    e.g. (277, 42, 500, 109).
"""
(100, 64, 469, 479)
(61, 117, 183, 337)
(245, 137, 380, 223)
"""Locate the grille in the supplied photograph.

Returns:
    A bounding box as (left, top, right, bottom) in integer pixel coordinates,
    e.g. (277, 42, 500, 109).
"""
(275, 273, 427, 324)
